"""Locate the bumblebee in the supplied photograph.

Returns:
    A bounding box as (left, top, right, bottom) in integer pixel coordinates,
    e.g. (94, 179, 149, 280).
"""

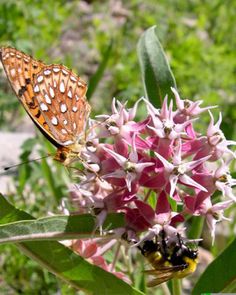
(138, 230, 198, 287)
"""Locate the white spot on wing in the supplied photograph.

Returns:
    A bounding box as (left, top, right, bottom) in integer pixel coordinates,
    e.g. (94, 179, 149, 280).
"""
(40, 103, 48, 111)
(62, 69, 68, 75)
(49, 87, 55, 98)
(10, 68, 16, 77)
(68, 89, 72, 98)
(16, 54, 21, 58)
(53, 80, 57, 88)
(63, 140, 74, 145)
(63, 119, 68, 125)
(44, 69, 51, 75)
(53, 68, 60, 73)
(73, 122, 77, 130)
(78, 81, 84, 87)
(70, 76, 77, 82)
(51, 116, 58, 125)
(37, 75, 44, 83)
(60, 103, 67, 113)
(34, 85, 40, 93)
(75, 95, 79, 101)
(24, 58, 29, 63)
(60, 81, 65, 93)
(10, 52, 15, 56)
(72, 106, 78, 112)
(61, 129, 67, 134)
(45, 94, 51, 104)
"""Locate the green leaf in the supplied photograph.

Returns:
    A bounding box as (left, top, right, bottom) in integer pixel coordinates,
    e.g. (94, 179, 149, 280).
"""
(193, 237, 236, 294)
(0, 194, 33, 224)
(0, 213, 125, 244)
(87, 40, 113, 100)
(137, 26, 176, 107)
(0, 194, 143, 294)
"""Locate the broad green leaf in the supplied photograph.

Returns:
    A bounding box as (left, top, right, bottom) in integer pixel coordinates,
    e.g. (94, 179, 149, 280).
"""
(193, 237, 236, 294)
(0, 195, 143, 294)
(0, 213, 125, 244)
(87, 40, 113, 100)
(137, 26, 176, 107)
(0, 194, 33, 224)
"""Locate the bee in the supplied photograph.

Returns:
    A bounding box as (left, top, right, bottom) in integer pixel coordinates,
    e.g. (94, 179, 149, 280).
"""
(139, 230, 198, 287)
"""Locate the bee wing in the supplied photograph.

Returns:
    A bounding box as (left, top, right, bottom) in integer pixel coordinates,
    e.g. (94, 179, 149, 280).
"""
(145, 265, 186, 287)
(147, 271, 175, 287)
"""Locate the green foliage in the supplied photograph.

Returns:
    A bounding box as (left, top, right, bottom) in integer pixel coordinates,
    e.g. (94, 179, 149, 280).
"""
(0, 212, 125, 244)
(137, 26, 176, 107)
(193, 237, 236, 294)
(0, 195, 143, 295)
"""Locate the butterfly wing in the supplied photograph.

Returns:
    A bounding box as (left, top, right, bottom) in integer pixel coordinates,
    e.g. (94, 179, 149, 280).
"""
(0, 47, 53, 136)
(32, 65, 90, 147)
(0, 47, 91, 150)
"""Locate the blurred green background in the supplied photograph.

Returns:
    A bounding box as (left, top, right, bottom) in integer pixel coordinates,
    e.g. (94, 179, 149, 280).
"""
(0, 0, 235, 294)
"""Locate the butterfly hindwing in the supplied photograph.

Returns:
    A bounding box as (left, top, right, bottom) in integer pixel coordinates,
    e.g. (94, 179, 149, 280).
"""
(33, 65, 90, 146)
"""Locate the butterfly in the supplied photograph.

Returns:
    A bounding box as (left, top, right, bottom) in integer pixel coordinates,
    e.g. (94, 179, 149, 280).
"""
(0, 47, 91, 165)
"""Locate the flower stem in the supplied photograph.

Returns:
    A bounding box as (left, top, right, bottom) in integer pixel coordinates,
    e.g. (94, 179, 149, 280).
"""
(144, 189, 152, 202)
(161, 283, 171, 295)
(172, 278, 181, 295)
(188, 216, 205, 239)
(110, 241, 121, 272)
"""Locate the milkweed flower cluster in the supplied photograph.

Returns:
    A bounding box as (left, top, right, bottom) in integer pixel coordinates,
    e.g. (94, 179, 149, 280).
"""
(70, 87, 236, 251)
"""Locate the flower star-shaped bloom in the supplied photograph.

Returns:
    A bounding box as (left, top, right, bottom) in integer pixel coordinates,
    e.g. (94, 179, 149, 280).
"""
(146, 96, 195, 140)
(172, 87, 216, 123)
(72, 239, 131, 284)
(205, 199, 232, 243)
(96, 98, 144, 139)
(155, 140, 210, 197)
(186, 196, 232, 243)
(207, 111, 236, 158)
(214, 160, 236, 201)
(102, 135, 154, 191)
(137, 223, 185, 247)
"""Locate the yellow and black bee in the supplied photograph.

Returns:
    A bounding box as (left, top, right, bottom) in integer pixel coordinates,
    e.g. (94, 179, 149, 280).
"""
(138, 230, 198, 287)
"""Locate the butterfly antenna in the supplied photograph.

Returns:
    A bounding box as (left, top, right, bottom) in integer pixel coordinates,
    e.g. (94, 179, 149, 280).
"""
(3, 154, 52, 171)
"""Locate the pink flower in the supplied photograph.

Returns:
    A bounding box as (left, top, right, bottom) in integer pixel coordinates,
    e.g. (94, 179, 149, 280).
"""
(172, 87, 216, 122)
(72, 239, 131, 283)
(185, 195, 232, 242)
(102, 134, 154, 191)
(155, 139, 210, 198)
(64, 88, 235, 281)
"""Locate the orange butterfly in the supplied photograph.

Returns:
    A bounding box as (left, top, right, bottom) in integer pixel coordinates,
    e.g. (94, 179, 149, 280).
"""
(0, 47, 91, 165)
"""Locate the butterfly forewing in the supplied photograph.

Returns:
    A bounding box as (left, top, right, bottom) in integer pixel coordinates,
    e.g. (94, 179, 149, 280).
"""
(0, 47, 51, 133)
(33, 65, 90, 146)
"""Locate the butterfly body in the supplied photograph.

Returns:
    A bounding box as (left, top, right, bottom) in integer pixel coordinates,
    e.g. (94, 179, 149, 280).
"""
(0, 47, 91, 165)
(54, 143, 85, 165)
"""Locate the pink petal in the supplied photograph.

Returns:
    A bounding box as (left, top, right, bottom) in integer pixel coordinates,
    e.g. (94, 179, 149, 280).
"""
(135, 200, 155, 222)
(155, 191, 170, 214)
(180, 174, 208, 192)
